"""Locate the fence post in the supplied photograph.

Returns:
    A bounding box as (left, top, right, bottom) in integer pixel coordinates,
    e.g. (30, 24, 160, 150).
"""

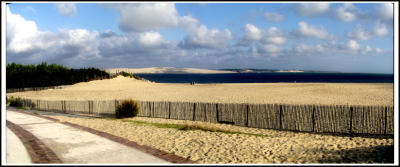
(279, 104, 283, 130)
(246, 104, 249, 127)
(193, 103, 196, 121)
(152, 101, 155, 118)
(349, 105, 353, 134)
(61, 100, 64, 113)
(168, 102, 171, 119)
(384, 106, 387, 135)
(312, 104, 315, 132)
(216, 103, 219, 122)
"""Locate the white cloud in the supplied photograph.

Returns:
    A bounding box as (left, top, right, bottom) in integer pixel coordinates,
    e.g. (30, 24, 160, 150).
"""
(240, 24, 286, 57)
(377, 3, 393, 20)
(263, 12, 285, 22)
(290, 43, 326, 56)
(375, 48, 383, 53)
(7, 6, 102, 66)
(261, 27, 286, 45)
(117, 3, 180, 32)
(294, 43, 311, 53)
(244, 24, 262, 41)
(55, 3, 77, 16)
(110, 3, 234, 49)
(295, 3, 330, 16)
(336, 4, 357, 22)
(374, 22, 389, 37)
(242, 24, 286, 45)
(98, 31, 184, 62)
(346, 40, 360, 51)
(361, 45, 372, 55)
(347, 25, 371, 40)
(258, 44, 281, 57)
(365, 45, 372, 52)
(137, 31, 164, 46)
(179, 16, 232, 49)
(296, 21, 329, 39)
(6, 6, 40, 53)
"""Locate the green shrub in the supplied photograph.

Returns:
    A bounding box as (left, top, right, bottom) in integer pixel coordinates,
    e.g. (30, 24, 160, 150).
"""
(6, 96, 11, 105)
(132, 74, 143, 80)
(27, 99, 36, 109)
(120, 71, 133, 78)
(9, 97, 24, 107)
(7, 96, 36, 109)
(116, 99, 140, 118)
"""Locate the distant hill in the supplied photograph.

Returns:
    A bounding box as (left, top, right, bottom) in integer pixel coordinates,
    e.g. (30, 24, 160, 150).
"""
(106, 67, 235, 74)
(105, 67, 347, 74)
(220, 68, 306, 73)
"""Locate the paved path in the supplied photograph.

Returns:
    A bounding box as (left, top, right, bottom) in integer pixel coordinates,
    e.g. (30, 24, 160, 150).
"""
(6, 127, 32, 164)
(6, 110, 171, 164)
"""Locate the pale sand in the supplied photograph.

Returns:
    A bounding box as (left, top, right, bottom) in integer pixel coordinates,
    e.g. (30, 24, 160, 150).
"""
(47, 115, 394, 164)
(106, 67, 235, 74)
(8, 76, 393, 106)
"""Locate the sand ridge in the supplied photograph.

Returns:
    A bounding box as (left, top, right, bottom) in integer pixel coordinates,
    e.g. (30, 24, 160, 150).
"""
(105, 67, 235, 74)
(8, 76, 393, 106)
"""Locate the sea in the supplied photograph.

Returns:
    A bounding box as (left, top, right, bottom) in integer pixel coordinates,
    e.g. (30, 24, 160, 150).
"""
(135, 72, 394, 84)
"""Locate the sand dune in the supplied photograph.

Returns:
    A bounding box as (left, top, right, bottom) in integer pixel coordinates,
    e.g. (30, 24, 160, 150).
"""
(8, 76, 393, 106)
(105, 67, 236, 74)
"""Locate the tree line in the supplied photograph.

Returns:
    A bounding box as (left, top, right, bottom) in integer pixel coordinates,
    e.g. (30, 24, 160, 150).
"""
(6, 62, 110, 89)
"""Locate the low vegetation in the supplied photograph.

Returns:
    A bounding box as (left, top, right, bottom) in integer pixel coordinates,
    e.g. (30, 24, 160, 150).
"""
(120, 71, 133, 78)
(7, 96, 36, 109)
(7, 96, 23, 107)
(121, 119, 270, 137)
(118, 71, 144, 80)
(115, 99, 140, 118)
(6, 62, 110, 89)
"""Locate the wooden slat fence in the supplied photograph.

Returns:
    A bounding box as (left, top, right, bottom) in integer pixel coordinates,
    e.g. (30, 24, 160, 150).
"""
(19, 98, 394, 135)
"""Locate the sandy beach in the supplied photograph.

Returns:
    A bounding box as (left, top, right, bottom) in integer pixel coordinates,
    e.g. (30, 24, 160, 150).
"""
(6, 75, 394, 164)
(8, 76, 393, 106)
(45, 113, 393, 164)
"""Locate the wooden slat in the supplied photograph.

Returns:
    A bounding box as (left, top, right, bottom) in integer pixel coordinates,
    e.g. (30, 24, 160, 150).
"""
(65, 100, 90, 115)
(217, 103, 247, 126)
(170, 102, 195, 120)
(152, 101, 169, 118)
(137, 101, 151, 117)
(194, 102, 218, 123)
(281, 104, 313, 132)
(352, 105, 386, 134)
(248, 104, 280, 129)
(314, 104, 351, 133)
(386, 106, 394, 135)
(92, 100, 116, 117)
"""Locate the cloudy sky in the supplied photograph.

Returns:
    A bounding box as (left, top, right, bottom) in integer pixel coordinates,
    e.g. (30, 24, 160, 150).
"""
(5, 2, 395, 73)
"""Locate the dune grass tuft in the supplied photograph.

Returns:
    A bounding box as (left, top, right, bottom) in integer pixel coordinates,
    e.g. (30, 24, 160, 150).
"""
(121, 119, 270, 137)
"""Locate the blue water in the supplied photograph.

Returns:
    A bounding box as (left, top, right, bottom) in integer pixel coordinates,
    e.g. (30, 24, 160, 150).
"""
(136, 72, 394, 84)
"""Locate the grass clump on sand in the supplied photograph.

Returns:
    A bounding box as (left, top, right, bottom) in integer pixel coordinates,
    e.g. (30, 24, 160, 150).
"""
(120, 71, 133, 78)
(121, 119, 270, 137)
(116, 99, 140, 119)
(119, 71, 144, 80)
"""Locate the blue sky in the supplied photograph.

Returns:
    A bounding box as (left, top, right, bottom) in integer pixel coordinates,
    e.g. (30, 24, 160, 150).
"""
(5, 2, 395, 73)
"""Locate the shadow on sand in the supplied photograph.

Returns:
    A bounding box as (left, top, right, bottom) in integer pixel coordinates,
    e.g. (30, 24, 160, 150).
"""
(314, 145, 393, 163)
